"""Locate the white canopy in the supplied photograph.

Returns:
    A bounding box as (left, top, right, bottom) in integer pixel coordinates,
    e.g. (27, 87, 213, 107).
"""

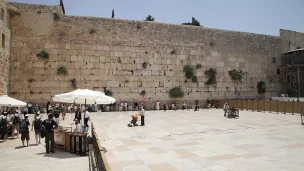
(94, 91, 116, 104)
(0, 95, 27, 107)
(52, 89, 116, 105)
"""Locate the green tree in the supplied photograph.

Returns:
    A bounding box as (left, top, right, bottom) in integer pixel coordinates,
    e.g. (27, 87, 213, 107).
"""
(112, 9, 115, 18)
(182, 17, 201, 26)
(144, 15, 155, 21)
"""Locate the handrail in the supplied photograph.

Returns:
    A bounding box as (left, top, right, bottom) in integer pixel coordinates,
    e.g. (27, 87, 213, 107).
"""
(91, 122, 111, 171)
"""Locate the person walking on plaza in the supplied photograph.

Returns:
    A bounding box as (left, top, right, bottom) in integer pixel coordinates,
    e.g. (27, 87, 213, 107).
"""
(20, 115, 30, 147)
(156, 101, 160, 110)
(163, 102, 167, 112)
(23, 107, 28, 118)
(31, 113, 42, 145)
(42, 114, 58, 153)
(46, 102, 51, 114)
(140, 108, 145, 126)
(61, 104, 66, 120)
(74, 108, 81, 121)
(33, 104, 39, 114)
(53, 106, 60, 125)
(0, 111, 10, 142)
(223, 103, 229, 117)
(11, 111, 21, 139)
(84, 108, 90, 129)
(182, 102, 186, 110)
(27, 102, 32, 114)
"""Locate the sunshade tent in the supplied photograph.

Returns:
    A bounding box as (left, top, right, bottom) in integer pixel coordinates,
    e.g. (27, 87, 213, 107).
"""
(94, 91, 116, 104)
(0, 95, 27, 107)
(52, 89, 101, 104)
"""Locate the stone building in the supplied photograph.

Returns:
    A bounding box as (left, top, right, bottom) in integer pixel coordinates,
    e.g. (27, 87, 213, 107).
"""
(0, 1, 303, 106)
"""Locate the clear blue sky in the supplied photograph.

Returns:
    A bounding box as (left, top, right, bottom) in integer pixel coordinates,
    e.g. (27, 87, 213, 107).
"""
(9, 0, 304, 36)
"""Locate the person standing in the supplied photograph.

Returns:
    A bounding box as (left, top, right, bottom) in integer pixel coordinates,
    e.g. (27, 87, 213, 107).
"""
(33, 104, 39, 114)
(74, 119, 83, 133)
(124, 102, 128, 111)
(140, 108, 145, 126)
(163, 102, 167, 112)
(23, 107, 28, 118)
(182, 102, 186, 110)
(53, 106, 60, 125)
(0, 111, 10, 141)
(223, 103, 229, 117)
(42, 114, 58, 153)
(27, 102, 32, 114)
(20, 115, 30, 147)
(11, 111, 21, 139)
(61, 104, 66, 120)
(84, 109, 90, 129)
(74, 108, 81, 121)
(156, 101, 160, 110)
(31, 113, 42, 145)
(46, 102, 51, 114)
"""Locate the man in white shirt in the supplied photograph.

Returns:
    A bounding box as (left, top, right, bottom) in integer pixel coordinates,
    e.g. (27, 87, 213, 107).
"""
(120, 102, 123, 111)
(223, 103, 229, 117)
(74, 119, 83, 133)
(140, 108, 145, 126)
(124, 102, 128, 111)
(84, 109, 90, 129)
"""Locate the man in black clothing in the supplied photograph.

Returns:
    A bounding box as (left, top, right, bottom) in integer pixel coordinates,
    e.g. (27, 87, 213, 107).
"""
(42, 114, 58, 153)
(74, 108, 81, 121)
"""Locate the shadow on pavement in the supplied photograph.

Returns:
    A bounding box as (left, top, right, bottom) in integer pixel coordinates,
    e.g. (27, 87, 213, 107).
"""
(14, 146, 25, 149)
(35, 150, 87, 159)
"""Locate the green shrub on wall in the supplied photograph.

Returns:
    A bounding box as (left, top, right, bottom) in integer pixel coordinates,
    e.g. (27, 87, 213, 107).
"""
(70, 79, 77, 89)
(57, 66, 68, 75)
(205, 68, 217, 85)
(105, 90, 113, 96)
(192, 76, 198, 83)
(169, 87, 184, 98)
(140, 90, 146, 97)
(53, 13, 60, 21)
(89, 28, 96, 34)
(36, 50, 49, 59)
(257, 81, 266, 94)
(228, 69, 243, 81)
(196, 64, 202, 69)
(183, 65, 194, 79)
(142, 62, 148, 69)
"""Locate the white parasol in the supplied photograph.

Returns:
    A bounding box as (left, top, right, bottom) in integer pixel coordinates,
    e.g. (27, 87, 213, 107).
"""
(0, 95, 27, 107)
(52, 89, 101, 104)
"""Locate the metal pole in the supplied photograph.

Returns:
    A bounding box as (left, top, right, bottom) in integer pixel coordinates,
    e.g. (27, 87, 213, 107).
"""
(298, 66, 300, 100)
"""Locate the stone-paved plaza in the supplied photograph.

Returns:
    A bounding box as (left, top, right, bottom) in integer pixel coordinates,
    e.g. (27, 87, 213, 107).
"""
(92, 109, 304, 171)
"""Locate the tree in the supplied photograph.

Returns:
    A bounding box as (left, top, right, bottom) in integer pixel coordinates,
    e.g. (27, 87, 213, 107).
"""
(112, 9, 115, 18)
(182, 17, 201, 26)
(144, 15, 155, 21)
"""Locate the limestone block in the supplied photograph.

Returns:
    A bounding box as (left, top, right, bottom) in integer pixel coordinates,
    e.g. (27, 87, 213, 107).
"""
(107, 80, 119, 87)
(142, 70, 151, 76)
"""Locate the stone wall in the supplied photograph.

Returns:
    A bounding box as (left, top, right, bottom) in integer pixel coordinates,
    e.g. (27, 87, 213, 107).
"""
(8, 2, 289, 105)
(0, 0, 11, 95)
(280, 29, 304, 51)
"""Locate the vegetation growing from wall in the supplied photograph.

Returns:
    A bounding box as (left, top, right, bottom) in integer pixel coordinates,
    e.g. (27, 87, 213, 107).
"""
(196, 64, 202, 69)
(205, 68, 217, 85)
(28, 79, 36, 83)
(89, 28, 96, 34)
(105, 90, 113, 96)
(57, 66, 68, 75)
(144, 15, 155, 21)
(257, 81, 266, 94)
(192, 76, 198, 83)
(70, 79, 77, 89)
(228, 69, 243, 81)
(53, 13, 60, 21)
(142, 62, 148, 69)
(183, 65, 194, 79)
(36, 50, 49, 59)
(182, 17, 201, 26)
(171, 50, 176, 55)
(140, 90, 146, 97)
(169, 87, 184, 98)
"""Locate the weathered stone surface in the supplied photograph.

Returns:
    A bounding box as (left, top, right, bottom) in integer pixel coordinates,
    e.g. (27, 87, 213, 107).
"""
(0, 2, 301, 104)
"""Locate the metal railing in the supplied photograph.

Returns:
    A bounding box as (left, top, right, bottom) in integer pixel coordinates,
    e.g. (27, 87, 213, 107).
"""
(91, 122, 111, 171)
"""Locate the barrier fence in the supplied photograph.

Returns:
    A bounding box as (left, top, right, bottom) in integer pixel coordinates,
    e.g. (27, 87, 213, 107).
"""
(217, 100, 304, 115)
(91, 123, 111, 171)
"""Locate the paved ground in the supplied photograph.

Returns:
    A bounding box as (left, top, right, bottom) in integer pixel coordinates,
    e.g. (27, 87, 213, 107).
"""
(0, 113, 89, 171)
(91, 109, 304, 171)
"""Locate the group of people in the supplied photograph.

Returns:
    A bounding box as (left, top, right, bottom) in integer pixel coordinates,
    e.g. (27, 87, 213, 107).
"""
(0, 102, 91, 154)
